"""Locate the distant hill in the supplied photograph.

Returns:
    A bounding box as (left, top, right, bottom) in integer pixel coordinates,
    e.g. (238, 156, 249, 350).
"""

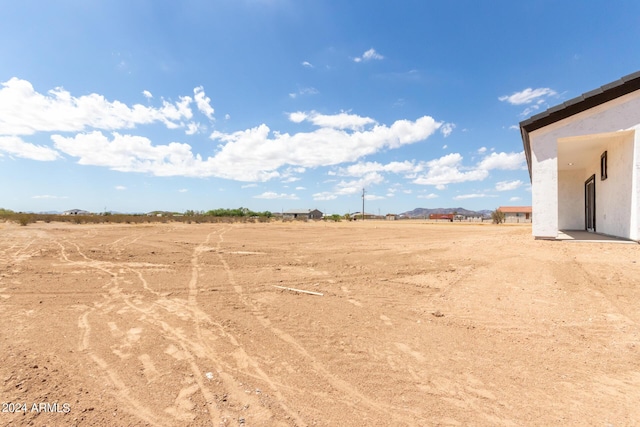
(399, 207, 491, 218)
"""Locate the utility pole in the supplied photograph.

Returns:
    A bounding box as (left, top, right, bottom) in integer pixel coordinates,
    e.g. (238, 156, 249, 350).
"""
(362, 188, 365, 221)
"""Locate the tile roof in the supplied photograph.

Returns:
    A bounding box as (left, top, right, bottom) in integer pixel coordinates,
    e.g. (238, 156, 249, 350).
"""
(498, 206, 532, 213)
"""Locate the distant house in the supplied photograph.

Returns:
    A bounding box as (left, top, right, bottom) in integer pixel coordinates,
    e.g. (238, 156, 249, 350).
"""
(429, 213, 454, 221)
(498, 206, 532, 223)
(520, 71, 640, 240)
(62, 209, 90, 216)
(385, 214, 397, 221)
(282, 209, 323, 220)
(351, 212, 378, 220)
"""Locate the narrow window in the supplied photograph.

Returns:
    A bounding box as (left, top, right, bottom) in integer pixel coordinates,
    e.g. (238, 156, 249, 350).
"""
(600, 151, 608, 181)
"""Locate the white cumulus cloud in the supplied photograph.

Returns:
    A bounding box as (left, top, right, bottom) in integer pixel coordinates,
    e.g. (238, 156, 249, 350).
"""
(495, 180, 523, 191)
(499, 87, 557, 105)
(354, 48, 384, 62)
(185, 122, 202, 135)
(477, 151, 526, 171)
(413, 153, 489, 186)
(288, 111, 308, 123)
(288, 110, 376, 130)
(193, 86, 214, 120)
(338, 160, 423, 177)
(0, 136, 60, 161)
(440, 123, 455, 138)
(412, 151, 525, 187)
(0, 77, 194, 135)
(313, 172, 384, 201)
(454, 193, 497, 200)
(207, 115, 440, 181)
(51, 131, 231, 177)
(2, 78, 444, 183)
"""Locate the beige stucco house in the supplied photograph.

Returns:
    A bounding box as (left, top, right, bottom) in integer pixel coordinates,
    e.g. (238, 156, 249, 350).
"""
(498, 206, 532, 223)
(520, 71, 640, 240)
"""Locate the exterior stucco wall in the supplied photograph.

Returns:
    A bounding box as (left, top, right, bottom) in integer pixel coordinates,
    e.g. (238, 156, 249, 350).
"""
(558, 169, 584, 230)
(633, 130, 640, 241)
(503, 212, 531, 223)
(530, 139, 558, 238)
(588, 134, 634, 238)
(529, 91, 640, 239)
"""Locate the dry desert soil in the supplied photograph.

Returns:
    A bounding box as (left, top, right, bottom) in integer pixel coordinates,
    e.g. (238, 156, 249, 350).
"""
(1, 220, 639, 426)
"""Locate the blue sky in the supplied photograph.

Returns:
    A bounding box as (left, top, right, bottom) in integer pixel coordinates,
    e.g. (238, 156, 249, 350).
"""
(1, 1, 640, 214)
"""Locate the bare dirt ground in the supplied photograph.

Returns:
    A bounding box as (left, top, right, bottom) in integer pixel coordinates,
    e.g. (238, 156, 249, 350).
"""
(1, 220, 639, 426)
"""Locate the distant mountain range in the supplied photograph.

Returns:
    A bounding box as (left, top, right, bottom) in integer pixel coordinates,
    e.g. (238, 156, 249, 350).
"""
(399, 207, 493, 218)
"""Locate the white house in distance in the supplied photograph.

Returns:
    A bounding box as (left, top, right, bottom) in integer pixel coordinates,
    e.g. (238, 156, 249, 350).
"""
(62, 209, 91, 216)
(282, 209, 323, 220)
(520, 71, 640, 241)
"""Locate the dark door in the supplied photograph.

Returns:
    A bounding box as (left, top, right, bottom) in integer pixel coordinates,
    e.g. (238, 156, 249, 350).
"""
(585, 174, 596, 232)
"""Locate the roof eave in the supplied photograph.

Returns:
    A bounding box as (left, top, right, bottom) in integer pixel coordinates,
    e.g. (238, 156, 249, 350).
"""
(519, 70, 640, 182)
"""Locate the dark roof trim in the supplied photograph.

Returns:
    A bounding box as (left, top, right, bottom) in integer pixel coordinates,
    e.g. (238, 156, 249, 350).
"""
(519, 71, 640, 180)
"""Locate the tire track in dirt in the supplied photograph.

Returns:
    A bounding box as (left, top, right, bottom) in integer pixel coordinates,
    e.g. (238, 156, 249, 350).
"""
(60, 227, 284, 426)
(57, 238, 171, 426)
(53, 237, 216, 425)
(4, 237, 41, 264)
(106, 234, 143, 252)
(554, 244, 640, 326)
(185, 227, 299, 425)
(78, 309, 165, 426)
(213, 228, 421, 424)
(184, 228, 232, 425)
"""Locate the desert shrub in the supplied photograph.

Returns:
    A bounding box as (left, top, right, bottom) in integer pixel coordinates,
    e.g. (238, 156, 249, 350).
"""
(0, 208, 15, 223)
(491, 209, 505, 224)
(17, 214, 32, 226)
